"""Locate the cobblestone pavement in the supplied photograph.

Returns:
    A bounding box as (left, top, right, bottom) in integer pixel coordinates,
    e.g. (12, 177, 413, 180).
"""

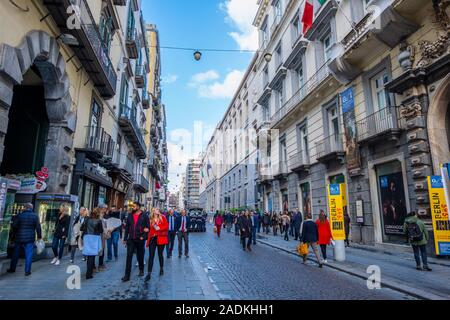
(0, 225, 415, 300)
(256, 231, 450, 299)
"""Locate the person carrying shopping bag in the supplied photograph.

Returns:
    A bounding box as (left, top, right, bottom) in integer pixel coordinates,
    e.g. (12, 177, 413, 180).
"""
(80, 208, 103, 280)
(300, 213, 324, 268)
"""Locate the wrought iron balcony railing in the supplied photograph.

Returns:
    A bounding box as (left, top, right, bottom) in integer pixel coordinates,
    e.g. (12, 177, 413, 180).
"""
(315, 133, 345, 162)
(43, 0, 118, 97)
(356, 106, 402, 143)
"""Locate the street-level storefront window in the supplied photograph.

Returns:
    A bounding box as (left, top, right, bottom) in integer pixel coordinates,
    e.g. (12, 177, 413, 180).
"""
(98, 186, 107, 206)
(376, 161, 408, 242)
(37, 201, 72, 242)
(0, 193, 17, 255)
(83, 180, 95, 209)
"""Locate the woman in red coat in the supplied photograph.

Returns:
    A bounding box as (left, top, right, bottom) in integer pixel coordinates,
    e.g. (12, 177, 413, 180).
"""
(145, 208, 169, 282)
(316, 210, 333, 263)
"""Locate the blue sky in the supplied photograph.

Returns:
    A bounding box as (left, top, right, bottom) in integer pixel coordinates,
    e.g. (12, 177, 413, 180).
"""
(142, 0, 258, 192)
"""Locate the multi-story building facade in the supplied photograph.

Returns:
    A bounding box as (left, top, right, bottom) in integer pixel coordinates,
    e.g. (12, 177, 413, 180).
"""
(184, 159, 201, 209)
(202, 0, 450, 255)
(145, 24, 168, 209)
(199, 54, 263, 213)
(0, 0, 156, 250)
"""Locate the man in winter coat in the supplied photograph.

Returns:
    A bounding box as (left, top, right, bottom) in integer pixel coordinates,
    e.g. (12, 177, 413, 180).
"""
(404, 211, 431, 271)
(7, 203, 42, 276)
(122, 202, 150, 282)
(239, 211, 253, 251)
(300, 213, 324, 268)
(251, 211, 260, 245)
(292, 211, 303, 240)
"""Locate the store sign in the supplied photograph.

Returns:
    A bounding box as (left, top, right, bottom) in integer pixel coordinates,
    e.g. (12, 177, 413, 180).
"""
(328, 184, 346, 240)
(9, 167, 49, 194)
(427, 176, 450, 256)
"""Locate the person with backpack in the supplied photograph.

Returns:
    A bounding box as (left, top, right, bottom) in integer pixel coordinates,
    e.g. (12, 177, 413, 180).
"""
(403, 211, 431, 271)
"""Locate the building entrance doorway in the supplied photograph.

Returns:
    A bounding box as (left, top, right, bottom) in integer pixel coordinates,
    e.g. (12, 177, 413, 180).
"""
(0, 67, 49, 176)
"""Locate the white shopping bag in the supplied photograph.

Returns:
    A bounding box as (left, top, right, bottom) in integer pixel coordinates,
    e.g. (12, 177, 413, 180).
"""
(35, 239, 45, 255)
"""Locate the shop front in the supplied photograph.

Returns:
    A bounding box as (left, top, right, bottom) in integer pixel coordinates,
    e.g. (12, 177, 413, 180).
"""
(71, 151, 114, 210)
(375, 160, 409, 243)
(0, 178, 21, 256)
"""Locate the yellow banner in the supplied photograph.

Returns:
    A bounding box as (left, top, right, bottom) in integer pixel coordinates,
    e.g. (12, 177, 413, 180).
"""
(328, 184, 346, 240)
(427, 176, 450, 256)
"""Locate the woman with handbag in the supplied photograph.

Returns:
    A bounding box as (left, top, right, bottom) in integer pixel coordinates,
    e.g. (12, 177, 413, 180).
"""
(80, 208, 103, 280)
(145, 208, 169, 282)
(69, 207, 88, 263)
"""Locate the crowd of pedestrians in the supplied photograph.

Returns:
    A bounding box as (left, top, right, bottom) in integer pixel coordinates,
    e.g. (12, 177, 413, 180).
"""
(5, 202, 194, 280)
(4, 203, 433, 280)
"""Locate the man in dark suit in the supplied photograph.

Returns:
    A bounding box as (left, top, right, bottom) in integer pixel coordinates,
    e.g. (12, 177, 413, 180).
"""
(166, 209, 178, 258)
(176, 209, 190, 258)
(7, 203, 42, 276)
(292, 210, 303, 241)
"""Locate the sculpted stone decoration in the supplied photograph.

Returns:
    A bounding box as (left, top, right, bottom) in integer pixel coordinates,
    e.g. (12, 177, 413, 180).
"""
(417, 0, 450, 67)
(400, 101, 422, 120)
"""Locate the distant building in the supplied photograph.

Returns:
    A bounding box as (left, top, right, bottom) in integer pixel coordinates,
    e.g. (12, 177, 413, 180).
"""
(184, 159, 201, 209)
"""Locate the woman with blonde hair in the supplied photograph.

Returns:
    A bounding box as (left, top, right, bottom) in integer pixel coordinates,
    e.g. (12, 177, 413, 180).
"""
(51, 204, 71, 266)
(145, 208, 169, 282)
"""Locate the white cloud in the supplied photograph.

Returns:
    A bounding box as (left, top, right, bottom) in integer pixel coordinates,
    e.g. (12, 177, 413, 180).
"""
(188, 70, 220, 87)
(162, 74, 178, 84)
(197, 70, 245, 99)
(220, 0, 259, 50)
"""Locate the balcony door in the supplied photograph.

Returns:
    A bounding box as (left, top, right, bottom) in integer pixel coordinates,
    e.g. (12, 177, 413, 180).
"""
(88, 98, 102, 149)
(370, 69, 393, 132)
(328, 105, 340, 152)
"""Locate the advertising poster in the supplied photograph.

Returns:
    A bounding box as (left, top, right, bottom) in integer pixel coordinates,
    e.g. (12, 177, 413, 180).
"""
(440, 164, 450, 220)
(340, 88, 361, 173)
(379, 173, 408, 235)
(301, 182, 311, 217)
(328, 184, 346, 240)
(427, 176, 450, 256)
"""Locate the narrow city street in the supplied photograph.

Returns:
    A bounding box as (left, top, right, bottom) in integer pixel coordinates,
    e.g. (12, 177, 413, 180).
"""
(0, 224, 415, 300)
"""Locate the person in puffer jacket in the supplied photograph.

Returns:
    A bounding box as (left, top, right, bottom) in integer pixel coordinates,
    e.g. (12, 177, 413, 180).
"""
(7, 203, 42, 276)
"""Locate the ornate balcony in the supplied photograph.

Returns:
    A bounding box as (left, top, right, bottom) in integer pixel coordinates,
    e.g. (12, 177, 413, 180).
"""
(43, 0, 118, 98)
(134, 174, 150, 193)
(289, 151, 310, 174)
(118, 103, 146, 159)
(77, 126, 116, 169)
(274, 161, 289, 180)
(142, 90, 150, 109)
(135, 65, 145, 88)
(329, 2, 418, 84)
(126, 27, 139, 59)
(315, 133, 345, 164)
(356, 106, 403, 145)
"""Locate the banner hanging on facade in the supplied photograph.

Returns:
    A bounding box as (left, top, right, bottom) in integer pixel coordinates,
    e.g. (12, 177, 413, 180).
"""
(327, 184, 346, 240)
(427, 176, 450, 256)
(340, 88, 361, 174)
